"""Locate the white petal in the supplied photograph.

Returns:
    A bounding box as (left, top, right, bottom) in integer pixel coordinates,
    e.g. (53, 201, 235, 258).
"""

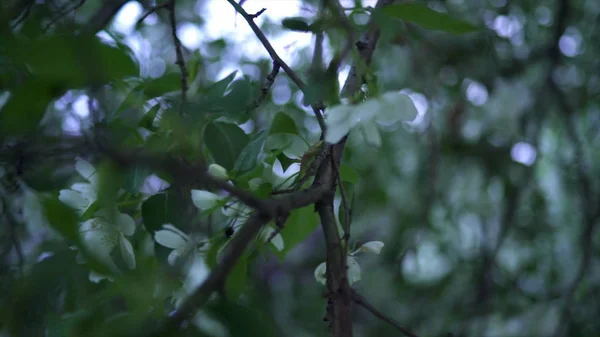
(71, 182, 97, 203)
(314, 262, 327, 285)
(261, 226, 284, 252)
(376, 92, 418, 124)
(59, 189, 89, 212)
(221, 201, 250, 219)
(116, 213, 136, 236)
(82, 228, 118, 259)
(361, 121, 382, 147)
(119, 234, 136, 269)
(353, 241, 385, 255)
(207, 164, 229, 180)
(75, 251, 86, 264)
(168, 249, 183, 266)
(89, 271, 108, 283)
(155, 227, 188, 249)
(75, 157, 97, 183)
(191, 190, 220, 210)
(162, 224, 188, 239)
(347, 256, 361, 285)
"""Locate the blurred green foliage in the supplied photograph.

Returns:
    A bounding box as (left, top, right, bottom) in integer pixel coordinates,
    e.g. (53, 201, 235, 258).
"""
(1, 0, 599, 337)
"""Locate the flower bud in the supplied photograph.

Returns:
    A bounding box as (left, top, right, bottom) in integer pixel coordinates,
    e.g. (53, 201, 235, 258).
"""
(207, 164, 228, 180)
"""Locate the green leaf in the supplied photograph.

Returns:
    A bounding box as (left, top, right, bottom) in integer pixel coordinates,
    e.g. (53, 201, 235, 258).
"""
(277, 206, 319, 258)
(269, 112, 298, 135)
(277, 153, 297, 172)
(143, 72, 181, 98)
(206, 235, 229, 269)
(282, 17, 311, 32)
(0, 80, 53, 136)
(205, 71, 237, 98)
(123, 166, 151, 193)
(339, 164, 358, 184)
(225, 253, 249, 300)
(233, 131, 266, 173)
(380, 3, 479, 34)
(141, 191, 186, 233)
(81, 201, 100, 221)
(204, 122, 250, 171)
(95, 162, 125, 209)
(221, 78, 254, 117)
(43, 197, 79, 242)
(138, 104, 160, 131)
(113, 86, 145, 124)
(8, 34, 138, 86)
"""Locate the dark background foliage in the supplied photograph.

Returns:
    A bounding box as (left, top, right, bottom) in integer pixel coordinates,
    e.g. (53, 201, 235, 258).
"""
(1, 0, 599, 336)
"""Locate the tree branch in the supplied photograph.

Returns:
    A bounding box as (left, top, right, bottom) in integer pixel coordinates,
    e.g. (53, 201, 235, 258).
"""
(246, 61, 281, 113)
(314, 1, 397, 336)
(144, 182, 330, 336)
(226, 0, 326, 132)
(352, 291, 420, 337)
(82, 0, 129, 34)
(166, 0, 188, 104)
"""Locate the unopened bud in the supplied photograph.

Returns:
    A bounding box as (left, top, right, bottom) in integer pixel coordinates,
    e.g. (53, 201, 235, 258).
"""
(208, 164, 228, 180)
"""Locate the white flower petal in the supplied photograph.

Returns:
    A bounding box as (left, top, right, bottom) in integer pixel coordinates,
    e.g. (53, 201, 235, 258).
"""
(347, 256, 361, 285)
(167, 249, 183, 266)
(314, 262, 327, 285)
(70, 182, 97, 203)
(59, 189, 89, 212)
(89, 270, 108, 283)
(75, 157, 97, 183)
(116, 213, 136, 236)
(376, 92, 418, 124)
(119, 234, 136, 269)
(155, 227, 188, 249)
(353, 241, 385, 255)
(221, 201, 251, 219)
(261, 226, 284, 252)
(82, 228, 118, 259)
(361, 121, 382, 147)
(191, 190, 221, 210)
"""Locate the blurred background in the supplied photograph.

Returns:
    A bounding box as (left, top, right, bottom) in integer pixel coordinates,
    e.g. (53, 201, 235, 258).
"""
(1, 0, 599, 336)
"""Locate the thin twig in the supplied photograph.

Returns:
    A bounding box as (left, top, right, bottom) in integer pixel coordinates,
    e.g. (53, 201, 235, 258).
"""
(167, 0, 188, 105)
(249, 8, 266, 19)
(136, 3, 169, 26)
(246, 61, 280, 113)
(10, 1, 35, 29)
(352, 291, 421, 337)
(226, 0, 327, 132)
(331, 147, 351, 244)
(324, 0, 357, 74)
(43, 0, 87, 32)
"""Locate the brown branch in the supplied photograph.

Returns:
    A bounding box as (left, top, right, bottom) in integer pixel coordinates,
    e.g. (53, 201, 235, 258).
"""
(245, 61, 281, 113)
(249, 8, 266, 19)
(43, 0, 87, 32)
(352, 291, 421, 337)
(144, 183, 330, 336)
(549, 79, 598, 337)
(82, 0, 129, 34)
(136, 3, 170, 26)
(136, 1, 188, 103)
(314, 1, 397, 336)
(324, 0, 356, 74)
(167, 0, 188, 104)
(226, 0, 327, 133)
(103, 147, 274, 217)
